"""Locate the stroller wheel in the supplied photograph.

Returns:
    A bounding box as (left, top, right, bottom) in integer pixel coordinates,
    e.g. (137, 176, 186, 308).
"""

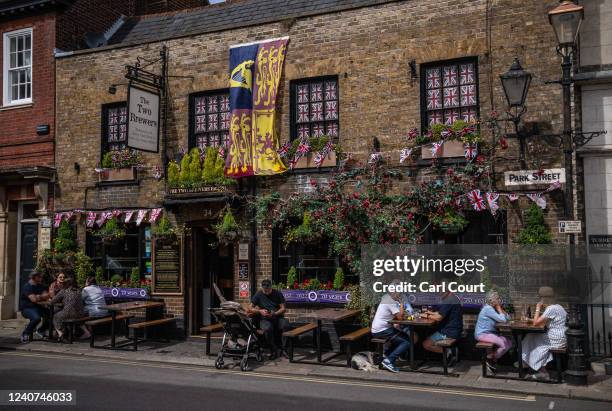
(240, 357, 249, 371)
(215, 356, 224, 369)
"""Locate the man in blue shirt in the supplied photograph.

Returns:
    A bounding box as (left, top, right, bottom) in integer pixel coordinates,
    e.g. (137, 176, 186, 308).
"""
(422, 290, 463, 365)
(19, 271, 50, 343)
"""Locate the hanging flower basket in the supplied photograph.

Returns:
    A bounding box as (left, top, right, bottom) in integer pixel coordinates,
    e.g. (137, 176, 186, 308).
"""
(431, 211, 469, 235)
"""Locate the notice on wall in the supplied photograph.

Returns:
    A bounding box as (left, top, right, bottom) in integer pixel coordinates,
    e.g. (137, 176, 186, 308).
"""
(239, 281, 250, 298)
(238, 242, 249, 261)
(238, 262, 249, 280)
(504, 168, 566, 186)
(152, 238, 181, 294)
(559, 220, 582, 234)
(589, 235, 612, 253)
(127, 86, 160, 153)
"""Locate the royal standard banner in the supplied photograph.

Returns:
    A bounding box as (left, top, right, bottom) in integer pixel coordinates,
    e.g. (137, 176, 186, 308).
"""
(252, 38, 288, 175)
(226, 38, 289, 177)
(226, 43, 258, 177)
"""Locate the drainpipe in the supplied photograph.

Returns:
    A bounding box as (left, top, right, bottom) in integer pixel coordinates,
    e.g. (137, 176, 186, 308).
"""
(250, 176, 257, 297)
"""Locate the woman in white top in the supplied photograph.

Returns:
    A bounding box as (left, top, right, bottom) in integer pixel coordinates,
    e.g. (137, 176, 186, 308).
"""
(81, 276, 109, 318)
(521, 286, 567, 380)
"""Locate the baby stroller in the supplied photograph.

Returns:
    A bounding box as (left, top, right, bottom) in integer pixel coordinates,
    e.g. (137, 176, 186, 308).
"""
(210, 301, 264, 371)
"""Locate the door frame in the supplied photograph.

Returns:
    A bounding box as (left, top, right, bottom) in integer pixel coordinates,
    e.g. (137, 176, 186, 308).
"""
(14, 201, 39, 312)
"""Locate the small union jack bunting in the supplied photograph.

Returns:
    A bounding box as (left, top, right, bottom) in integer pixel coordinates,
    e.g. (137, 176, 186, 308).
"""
(86, 212, 97, 228)
(313, 153, 324, 168)
(149, 208, 163, 223)
(486, 192, 500, 216)
(399, 148, 413, 164)
(218, 146, 225, 158)
(506, 193, 519, 202)
(277, 142, 291, 158)
(54, 213, 63, 228)
(543, 181, 561, 193)
(96, 211, 113, 227)
(467, 189, 486, 211)
(464, 143, 478, 160)
(431, 141, 443, 158)
(526, 193, 547, 209)
(368, 152, 382, 164)
(136, 209, 148, 226)
(124, 210, 135, 223)
(297, 140, 311, 154)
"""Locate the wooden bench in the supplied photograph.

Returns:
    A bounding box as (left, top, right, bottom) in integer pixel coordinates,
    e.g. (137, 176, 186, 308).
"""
(434, 338, 457, 375)
(370, 337, 387, 365)
(63, 316, 96, 344)
(550, 346, 567, 383)
(475, 341, 495, 377)
(339, 327, 370, 367)
(200, 323, 224, 356)
(282, 323, 318, 362)
(85, 314, 133, 348)
(128, 317, 176, 351)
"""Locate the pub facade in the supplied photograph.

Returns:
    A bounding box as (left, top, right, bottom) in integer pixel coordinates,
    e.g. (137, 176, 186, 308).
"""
(54, 0, 578, 336)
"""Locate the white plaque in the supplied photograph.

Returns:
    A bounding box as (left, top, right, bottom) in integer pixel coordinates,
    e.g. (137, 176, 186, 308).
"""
(559, 220, 581, 234)
(504, 169, 566, 186)
(238, 242, 249, 261)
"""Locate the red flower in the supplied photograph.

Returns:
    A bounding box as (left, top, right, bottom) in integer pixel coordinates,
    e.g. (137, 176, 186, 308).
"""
(353, 192, 360, 199)
(499, 136, 508, 150)
(293, 281, 299, 289)
(310, 179, 318, 187)
(476, 155, 485, 164)
(446, 168, 455, 176)
(362, 199, 370, 208)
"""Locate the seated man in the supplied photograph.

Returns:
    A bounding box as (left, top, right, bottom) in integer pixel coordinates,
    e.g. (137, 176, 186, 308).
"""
(19, 271, 51, 343)
(249, 279, 290, 360)
(371, 285, 411, 373)
(422, 288, 463, 365)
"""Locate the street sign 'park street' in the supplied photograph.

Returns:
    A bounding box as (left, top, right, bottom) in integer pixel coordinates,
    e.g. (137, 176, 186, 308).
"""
(504, 168, 566, 186)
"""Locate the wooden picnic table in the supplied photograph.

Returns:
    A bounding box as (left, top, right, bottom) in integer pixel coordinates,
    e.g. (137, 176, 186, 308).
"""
(102, 301, 164, 348)
(305, 308, 361, 363)
(389, 317, 438, 370)
(38, 300, 62, 340)
(496, 320, 546, 378)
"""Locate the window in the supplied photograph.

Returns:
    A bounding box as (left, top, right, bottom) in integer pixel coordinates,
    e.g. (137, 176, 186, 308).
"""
(422, 58, 478, 128)
(3, 28, 32, 106)
(290, 76, 339, 140)
(86, 225, 152, 280)
(102, 103, 128, 153)
(189, 90, 230, 150)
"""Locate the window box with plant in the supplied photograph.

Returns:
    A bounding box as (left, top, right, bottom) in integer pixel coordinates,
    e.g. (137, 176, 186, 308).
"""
(283, 135, 338, 170)
(167, 147, 236, 196)
(409, 120, 481, 160)
(274, 267, 350, 304)
(98, 149, 142, 182)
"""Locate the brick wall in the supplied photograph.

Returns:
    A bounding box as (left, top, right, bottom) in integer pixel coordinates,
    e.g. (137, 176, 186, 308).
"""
(0, 12, 56, 170)
(56, 0, 570, 315)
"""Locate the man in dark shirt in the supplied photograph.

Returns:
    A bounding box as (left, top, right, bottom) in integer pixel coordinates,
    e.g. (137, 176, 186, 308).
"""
(19, 271, 50, 343)
(422, 290, 463, 365)
(249, 279, 290, 359)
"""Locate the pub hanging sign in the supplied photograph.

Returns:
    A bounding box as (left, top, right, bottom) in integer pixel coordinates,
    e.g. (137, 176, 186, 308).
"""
(127, 85, 160, 153)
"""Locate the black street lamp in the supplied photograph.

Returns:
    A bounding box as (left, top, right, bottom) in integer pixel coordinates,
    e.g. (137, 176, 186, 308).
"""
(500, 58, 532, 168)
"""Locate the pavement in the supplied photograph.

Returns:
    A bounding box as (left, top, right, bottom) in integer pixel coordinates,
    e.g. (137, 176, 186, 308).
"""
(1, 318, 612, 405)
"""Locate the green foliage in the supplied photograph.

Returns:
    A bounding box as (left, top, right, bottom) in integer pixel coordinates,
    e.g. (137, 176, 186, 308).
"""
(54, 220, 76, 253)
(95, 266, 105, 285)
(213, 150, 226, 182)
(333, 267, 345, 290)
(254, 192, 281, 222)
(214, 208, 241, 244)
(202, 146, 217, 184)
(430, 210, 469, 235)
(93, 217, 126, 244)
(152, 215, 174, 238)
(286, 135, 333, 161)
(101, 152, 113, 168)
(179, 151, 191, 186)
(167, 161, 180, 187)
(283, 211, 318, 246)
(345, 284, 371, 327)
(74, 251, 94, 288)
(188, 148, 202, 183)
(110, 274, 123, 285)
(306, 278, 321, 290)
(517, 204, 552, 244)
(286, 266, 297, 288)
(130, 267, 140, 284)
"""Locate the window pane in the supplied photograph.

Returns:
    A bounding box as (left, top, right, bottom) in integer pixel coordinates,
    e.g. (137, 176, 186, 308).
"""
(25, 34, 31, 51)
(19, 70, 26, 83)
(11, 85, 18, 101)
(292, 77, 340, 141)
(9, 37, 16, 53)
(9, 52, 16, 68)
(26, 83, 31, 99)
(190, 92, 230, 150)
(19, 84, 26, 100)
(24, 50, 31, 66)
(17, 36, 23, 52)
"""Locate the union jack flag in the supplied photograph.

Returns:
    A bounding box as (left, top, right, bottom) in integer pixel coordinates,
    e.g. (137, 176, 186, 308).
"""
(54, 213, 63, 228)
(467, 189, 486, 211)
(460, 64, 475, 85)
(310, 83, 323, 101)
(221, 112, 231, 130)
(297, 85, 309, 103)
(460, 84, 476, 106)
(108, 109, 118, 125)
(310, 102, 324, 121)
(461, 107, 478, 123)
(506, 193, 519, 202)
(119, 107, 127, 123)
(312, 123, 325, 137)
(297, 104, 309, 123)
(297, 124, 310, 139)
(326, 122, 339, 137)
(399, 148, 412, 163)
(429, 111, 444, 125)
(408, 128, 419, 140)
(526, 193, 547, 209)
(86, 212, 96, 228)
(208, 113, 218, 131)
(427, 89, 442, 110)
(195, 98, 206, 114)
(369, 152, 382, 164)
(208, 96, 218, 113)
(431, 141, 443, 158)
(196, 116, 206, 132)
(313, 153, 324, 168)
(464, 143, 478, 160)
(218, 146, 225, 158)
(543, 181, 561, 193)
(426, 68, 441, 89)
(443, 66, 458, 87)
(297, 141, 311, 154)
(325, 82, 337, 100)
(220, 96, 230, 112)
(486, 192, 500, 215)
(444, 87, 459, 107)
(325, 101, 338, 120)
(441, 128, 454, 139)
(277, 142, 291, 158)
(119, 124, 126, 141)
(444, 109, 460, 125)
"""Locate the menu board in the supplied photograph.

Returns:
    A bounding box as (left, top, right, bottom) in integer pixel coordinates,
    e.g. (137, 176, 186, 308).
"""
(152, 238, 181, 294)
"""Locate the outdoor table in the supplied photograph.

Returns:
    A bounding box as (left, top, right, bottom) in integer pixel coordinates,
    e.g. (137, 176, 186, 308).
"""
(39, 300, 62, 340)
(496, 320, 546, 379)
(305, 308, 361, 363)
(101, 301, 164, 348)
(389, 317, 438, 370)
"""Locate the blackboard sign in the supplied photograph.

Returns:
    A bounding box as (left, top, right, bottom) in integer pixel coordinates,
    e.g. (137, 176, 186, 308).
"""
(238, 262, 249, 280)
(589, 235, 612, 254)
(153, 238, 182, 294)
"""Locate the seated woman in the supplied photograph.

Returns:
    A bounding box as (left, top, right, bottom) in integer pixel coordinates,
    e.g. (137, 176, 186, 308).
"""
(81, 276, 109, 318)
(48, 272, 66, 299)
(474, 290, 511, 374)
(49, 278, 90, 341)
(521, 286, 567, 381)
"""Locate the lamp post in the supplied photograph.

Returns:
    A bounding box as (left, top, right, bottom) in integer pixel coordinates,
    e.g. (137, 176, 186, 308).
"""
(500, 58, 532, 169)
(548, 0, 586, 386)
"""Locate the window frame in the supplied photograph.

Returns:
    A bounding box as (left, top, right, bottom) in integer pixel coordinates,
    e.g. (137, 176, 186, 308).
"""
(2, 27, 33, 107)
(188, 89, 231, 151)
(419, 56, 480, 132)
(100, 101, 128, 158)
(289, 75, 340, 141)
